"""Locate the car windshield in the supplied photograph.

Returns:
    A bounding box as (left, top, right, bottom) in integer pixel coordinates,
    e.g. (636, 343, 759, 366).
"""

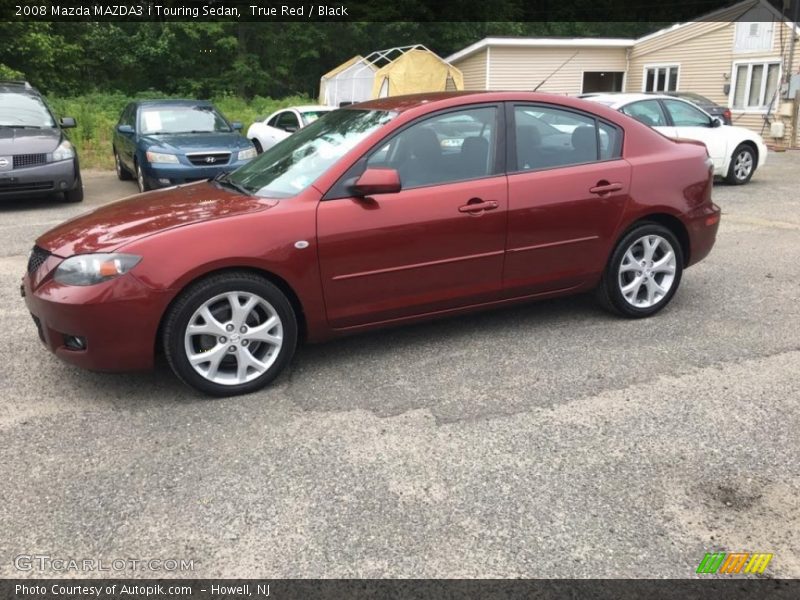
(301, 111, 331, 125)
(139, 105, 231, 134)
(0, 92, 56, 128)
(225, 108, 395, 198)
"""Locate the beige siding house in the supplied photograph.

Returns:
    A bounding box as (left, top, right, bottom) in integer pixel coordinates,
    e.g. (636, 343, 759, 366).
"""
(446, 38, 633, 94)
(446, 0, 800, 147)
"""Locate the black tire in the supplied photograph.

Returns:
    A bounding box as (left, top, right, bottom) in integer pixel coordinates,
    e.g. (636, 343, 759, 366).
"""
(114, 148, 132, 180)
(596, 222, 684, 318)
(135, 161, 150, 192)
(163, 272, 298, 396)
(251, 138, 263, 154)
(63, 175, 84, 203)
(725, 143, 756, 185)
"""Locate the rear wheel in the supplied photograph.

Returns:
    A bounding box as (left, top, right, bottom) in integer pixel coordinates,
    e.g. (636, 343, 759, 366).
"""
(163, 272, 298, 396)
(596, 223, 683, 318)
(725, 144, 756, 185)
(114, 148, 132, 180)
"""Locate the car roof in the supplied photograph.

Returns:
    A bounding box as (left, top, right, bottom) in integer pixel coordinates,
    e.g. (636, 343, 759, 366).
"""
(350, 91, 637, 116)
(294, 105, 334, 112)
(0, 82, 41, 95)
(584, 93, 678, 108)
(133, 99, 215, 108)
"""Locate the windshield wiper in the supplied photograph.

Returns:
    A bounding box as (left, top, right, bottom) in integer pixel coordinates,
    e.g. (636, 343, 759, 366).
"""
(0, 124, 45, 129)
(213, 172, 251, 196)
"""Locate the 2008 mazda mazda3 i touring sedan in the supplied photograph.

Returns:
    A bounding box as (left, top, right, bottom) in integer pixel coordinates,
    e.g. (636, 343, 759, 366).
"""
(22, 92, 721, 396)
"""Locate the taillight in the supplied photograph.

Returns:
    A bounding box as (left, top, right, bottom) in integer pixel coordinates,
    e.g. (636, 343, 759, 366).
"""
(723, 109, 731, 123)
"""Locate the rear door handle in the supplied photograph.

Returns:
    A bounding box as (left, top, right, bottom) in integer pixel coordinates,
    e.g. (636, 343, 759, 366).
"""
(589, 182, 624, 195)
(458, 199, 499, 213)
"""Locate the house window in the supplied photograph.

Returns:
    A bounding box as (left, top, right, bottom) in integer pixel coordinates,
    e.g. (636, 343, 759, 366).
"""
(731, 61, 781, 110)
(734, 21, 774, 53)
(644, 65, 679, 92)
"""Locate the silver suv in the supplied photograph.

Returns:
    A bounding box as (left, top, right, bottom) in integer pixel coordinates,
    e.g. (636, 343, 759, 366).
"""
(0, 81, 83, 202)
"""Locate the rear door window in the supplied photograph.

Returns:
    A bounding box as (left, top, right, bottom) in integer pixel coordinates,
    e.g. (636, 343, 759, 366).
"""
(513, 105, 621, 171)
(620, 100, 668, 127)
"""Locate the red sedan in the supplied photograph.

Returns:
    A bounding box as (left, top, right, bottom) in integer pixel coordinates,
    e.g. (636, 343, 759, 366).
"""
(22, 92, 720, 396)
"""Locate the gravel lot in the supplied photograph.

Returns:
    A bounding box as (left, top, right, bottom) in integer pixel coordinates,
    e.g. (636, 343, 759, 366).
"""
(0, 156, 798, 579)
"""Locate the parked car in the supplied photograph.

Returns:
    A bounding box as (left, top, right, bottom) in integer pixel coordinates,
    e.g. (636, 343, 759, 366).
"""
(652, 92, 732, 125)
(112, 99, 257, 193)
(23, 92, 720, 396)
(0, 81, 83, 202)
(585, 93, 766, 184)
(246, 105, 334, 153)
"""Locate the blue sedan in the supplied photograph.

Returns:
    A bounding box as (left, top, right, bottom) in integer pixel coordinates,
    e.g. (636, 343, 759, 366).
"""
(112, 99, 257, 192)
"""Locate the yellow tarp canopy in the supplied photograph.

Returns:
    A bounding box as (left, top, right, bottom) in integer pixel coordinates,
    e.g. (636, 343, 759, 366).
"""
(370, 49, 463, 98)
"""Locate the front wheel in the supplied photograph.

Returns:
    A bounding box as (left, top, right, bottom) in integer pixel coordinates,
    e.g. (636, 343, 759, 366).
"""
(163, 272, 298, 396)
(725, 144, 756, 185)
(63, 174, 84, 203)
(251, 138, 263, 154)
(135, 161, 150, 193)
(596, 223, 683, 318)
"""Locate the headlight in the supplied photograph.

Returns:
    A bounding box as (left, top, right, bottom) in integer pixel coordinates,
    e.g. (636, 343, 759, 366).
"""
(54, 253, 141, 286)
(237, 147, 257, 161)
(145, 151, 179, 164)
(52, 140, 75, 161)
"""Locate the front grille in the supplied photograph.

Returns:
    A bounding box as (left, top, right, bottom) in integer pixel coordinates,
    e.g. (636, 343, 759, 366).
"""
(27, 245, 50, 275)
(0, 180, 53, 192)
(186, 152, 231, 167)
(13, 153, 47, 169)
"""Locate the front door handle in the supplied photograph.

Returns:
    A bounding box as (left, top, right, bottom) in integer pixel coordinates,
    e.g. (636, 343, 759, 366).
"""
(458, 199, 499, 214)
(589, 182, 624, 195)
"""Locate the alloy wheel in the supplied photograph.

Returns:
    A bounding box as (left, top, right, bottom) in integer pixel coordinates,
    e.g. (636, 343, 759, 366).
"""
(733, 149, 753, 181)
(617, 234, 677, 308)
(183, 291, 284, 386)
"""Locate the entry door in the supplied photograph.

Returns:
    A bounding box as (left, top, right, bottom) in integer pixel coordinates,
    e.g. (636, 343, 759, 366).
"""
(505, 104, 631, 294)
(317, 106, 508, 329)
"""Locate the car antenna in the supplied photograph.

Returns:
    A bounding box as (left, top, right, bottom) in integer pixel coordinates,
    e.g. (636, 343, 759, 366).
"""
(533, 51, 579, 92)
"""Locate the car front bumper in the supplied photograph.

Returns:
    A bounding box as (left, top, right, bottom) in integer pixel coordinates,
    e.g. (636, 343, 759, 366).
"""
(22, 264, 172, 372)
(0, 159, 78, 199)
(142, 158, 253, 188)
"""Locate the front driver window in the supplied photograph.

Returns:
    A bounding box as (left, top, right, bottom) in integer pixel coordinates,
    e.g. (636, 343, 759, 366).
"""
(663, 99, 712, 127)
(276, 112, 300, 132)
(366, 106, 497, 189)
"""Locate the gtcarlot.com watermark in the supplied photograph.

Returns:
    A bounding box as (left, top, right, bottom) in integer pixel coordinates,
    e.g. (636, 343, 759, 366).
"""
(14, 554, 195, 573)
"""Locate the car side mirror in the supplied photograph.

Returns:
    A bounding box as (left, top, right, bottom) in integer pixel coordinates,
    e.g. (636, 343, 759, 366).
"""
(231, 121, 243, 131)
(350, 168, 401, 196)
(117, 124, 134, 135)
(710, 117, 722, 128)
(284, 125, 299, 133)
(60, 117, 76, 128)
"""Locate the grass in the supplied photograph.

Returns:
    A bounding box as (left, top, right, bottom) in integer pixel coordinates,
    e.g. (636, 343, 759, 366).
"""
(47, 92, 316, 169)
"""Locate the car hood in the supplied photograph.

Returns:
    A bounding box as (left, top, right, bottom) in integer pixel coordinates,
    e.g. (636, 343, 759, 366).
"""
(140, 132, 250, 153)
(37, 181, 277, 257)
(0, 127, 61, 155)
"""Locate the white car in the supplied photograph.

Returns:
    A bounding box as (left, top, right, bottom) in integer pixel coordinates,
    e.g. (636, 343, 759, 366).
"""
(584, 93, 767, 184)
(246, 105, 334, 153)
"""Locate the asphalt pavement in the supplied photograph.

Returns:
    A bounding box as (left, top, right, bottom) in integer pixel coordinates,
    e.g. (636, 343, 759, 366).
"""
(0, 158, 798, 578)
